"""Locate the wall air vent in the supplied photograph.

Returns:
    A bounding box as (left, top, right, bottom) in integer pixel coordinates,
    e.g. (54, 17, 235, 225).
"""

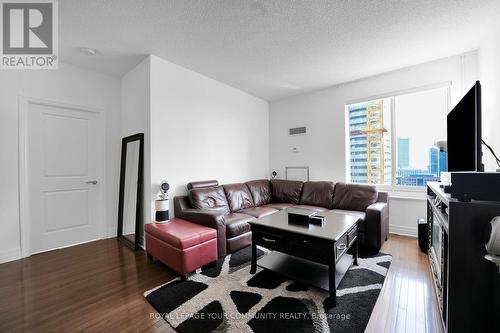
(289, 126, 307, 136)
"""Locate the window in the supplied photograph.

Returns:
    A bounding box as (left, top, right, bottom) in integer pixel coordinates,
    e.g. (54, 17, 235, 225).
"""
(348, 98, 392, 185)
(347, 86, 449, 188)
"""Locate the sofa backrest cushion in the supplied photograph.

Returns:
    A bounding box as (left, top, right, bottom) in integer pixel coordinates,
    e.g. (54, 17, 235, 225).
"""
(245, 179, 271, 206)
(187, 180, 219, 190)
(270, 180, 304, 204)
(188, 186, 230, 214)
(223, 183, 255, 212)
(300, 181, 335, 209)
(333, 182, 378, 211)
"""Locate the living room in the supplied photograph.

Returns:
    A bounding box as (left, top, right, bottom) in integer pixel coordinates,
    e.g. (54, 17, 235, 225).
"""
(1, 1, 500, 332)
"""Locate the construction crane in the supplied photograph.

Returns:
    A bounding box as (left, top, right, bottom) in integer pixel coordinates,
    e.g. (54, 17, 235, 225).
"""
(364, 101, 388, 184)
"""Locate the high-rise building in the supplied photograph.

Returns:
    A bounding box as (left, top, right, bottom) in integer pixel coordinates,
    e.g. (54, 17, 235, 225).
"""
(395, 146, 443, 186)
(429, 147, 439, 175)
(438, 149, 448, 174)
(349, 101, 391, 184)
(397, 137, 410, 169)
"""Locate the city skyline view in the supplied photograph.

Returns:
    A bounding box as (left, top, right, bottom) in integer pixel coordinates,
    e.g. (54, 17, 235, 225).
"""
(349, 87, 448, 187)
(396, 137, 447, 186)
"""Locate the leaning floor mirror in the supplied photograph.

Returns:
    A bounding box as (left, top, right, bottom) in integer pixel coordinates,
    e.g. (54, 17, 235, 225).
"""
(117, 133, 144, 250)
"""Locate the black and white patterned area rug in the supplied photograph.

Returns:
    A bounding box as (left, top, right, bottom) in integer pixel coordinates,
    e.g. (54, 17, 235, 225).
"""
(145, 247, 391, 333)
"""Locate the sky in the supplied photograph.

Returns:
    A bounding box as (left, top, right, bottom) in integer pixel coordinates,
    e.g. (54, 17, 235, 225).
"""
(394, 87, 448, 169)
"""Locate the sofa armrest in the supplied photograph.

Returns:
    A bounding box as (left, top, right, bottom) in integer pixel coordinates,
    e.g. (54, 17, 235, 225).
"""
(376, 191, 388, 203)
(174, 196, 227, 257)
(364, 201, 389, 251)
(367, 201, 387, 213)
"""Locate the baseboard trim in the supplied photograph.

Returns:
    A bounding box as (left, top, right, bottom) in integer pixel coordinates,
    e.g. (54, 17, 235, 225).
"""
(106, 228, 117, 239)
(30, 237, 103, 256)
(390, 225, 418, 238)
(0, 248, 22, 264)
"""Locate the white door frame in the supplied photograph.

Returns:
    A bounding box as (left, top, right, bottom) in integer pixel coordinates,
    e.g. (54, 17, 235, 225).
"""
(18, 96, 106, 257)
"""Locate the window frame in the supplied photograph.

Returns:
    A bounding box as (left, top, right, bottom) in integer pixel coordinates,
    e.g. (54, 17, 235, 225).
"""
(345, 81, 451, 193)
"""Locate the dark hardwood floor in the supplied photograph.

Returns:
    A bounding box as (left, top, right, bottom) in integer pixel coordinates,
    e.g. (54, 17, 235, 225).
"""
(0, 239, 176, 332)
(0, 235, 442, 332)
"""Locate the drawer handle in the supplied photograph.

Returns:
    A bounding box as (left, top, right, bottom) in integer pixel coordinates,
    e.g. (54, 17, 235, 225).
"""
(262, 237, 276, 243)
(337, 243, 346, 251)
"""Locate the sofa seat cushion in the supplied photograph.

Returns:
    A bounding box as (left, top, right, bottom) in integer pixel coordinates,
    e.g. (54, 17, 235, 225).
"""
(226, 232, 252, 253)
(245, 180, 272, 206)
(189, 185, 230, 214)
(263, 203, 294, 210)
(333, 183, 377, 212)
(223, 183, 255, 212)
(239, 206, 278, 218)
(225, 213, 255, 238)
(300, 181, 335, 209)
(294, 204, 328, 212)
(331, 209, 366, 225)
(144, 218, 216, 250)
(270, 180, 304, 204)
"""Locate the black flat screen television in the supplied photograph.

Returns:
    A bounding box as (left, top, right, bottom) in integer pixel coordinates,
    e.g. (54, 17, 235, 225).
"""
(447, 81, 482, 172)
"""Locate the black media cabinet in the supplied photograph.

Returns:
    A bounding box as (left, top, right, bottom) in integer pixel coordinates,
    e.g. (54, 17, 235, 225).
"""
(427, 182, 500, 332)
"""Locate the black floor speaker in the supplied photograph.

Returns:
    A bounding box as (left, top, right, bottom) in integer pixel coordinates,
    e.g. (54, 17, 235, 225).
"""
(418, 218, 428, 253)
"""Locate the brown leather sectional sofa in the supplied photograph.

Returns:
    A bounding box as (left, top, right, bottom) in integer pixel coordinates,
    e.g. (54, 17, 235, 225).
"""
(174, 179, 389, 258)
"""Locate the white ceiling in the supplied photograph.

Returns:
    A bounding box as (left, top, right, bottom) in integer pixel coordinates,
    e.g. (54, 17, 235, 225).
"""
(60, 0, 500, 101)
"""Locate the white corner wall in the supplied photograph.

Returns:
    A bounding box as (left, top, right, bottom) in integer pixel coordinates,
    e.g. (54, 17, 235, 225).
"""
(479, 17, 500, 172)
(149, 55, 270, 215)
(0, 62, 122, 263)
(269, 52, 479, 237)
(121, 57, 152, 230)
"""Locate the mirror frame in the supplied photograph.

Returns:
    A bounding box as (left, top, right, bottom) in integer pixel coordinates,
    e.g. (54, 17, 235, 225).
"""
(117, 133, 144, 251)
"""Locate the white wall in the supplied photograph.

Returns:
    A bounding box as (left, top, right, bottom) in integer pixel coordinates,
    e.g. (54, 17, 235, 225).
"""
(479, 17, 500, 172)
(149, 55, 269, 215)
(269, 52, 478, 237)
(121, 57, 151, 231)
(0, 62, 122, 263)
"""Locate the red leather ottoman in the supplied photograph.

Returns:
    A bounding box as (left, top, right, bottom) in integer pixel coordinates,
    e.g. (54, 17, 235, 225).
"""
(145, 218, 217, 279)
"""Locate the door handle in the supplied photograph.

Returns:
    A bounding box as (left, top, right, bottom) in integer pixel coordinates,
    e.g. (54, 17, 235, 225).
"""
(86, 180, 98, 185)
(262, 237, 276, 243)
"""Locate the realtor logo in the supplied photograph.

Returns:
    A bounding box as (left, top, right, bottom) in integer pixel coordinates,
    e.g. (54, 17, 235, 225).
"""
(1, 0, 58, 69)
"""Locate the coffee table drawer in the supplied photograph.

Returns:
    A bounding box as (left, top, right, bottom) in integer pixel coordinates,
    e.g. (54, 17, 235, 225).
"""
(335, 233, 348, 261)
(347, 225, 357, 246)
(254, 232, 287, 251)
(288, 235, 331, 264)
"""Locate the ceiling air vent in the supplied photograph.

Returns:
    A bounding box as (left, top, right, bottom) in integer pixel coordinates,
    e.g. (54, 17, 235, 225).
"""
(289, 126, 307, 136)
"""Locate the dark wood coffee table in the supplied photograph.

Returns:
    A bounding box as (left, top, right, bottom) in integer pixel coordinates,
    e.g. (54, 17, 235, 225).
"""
(249, 209, 359, 308)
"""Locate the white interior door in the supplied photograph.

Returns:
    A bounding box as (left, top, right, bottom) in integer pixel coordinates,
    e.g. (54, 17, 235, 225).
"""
(26, 100, 104, 254)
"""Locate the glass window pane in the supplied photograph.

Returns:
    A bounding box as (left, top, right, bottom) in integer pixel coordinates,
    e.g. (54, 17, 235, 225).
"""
(348, 98, 392, 185)
(394, 88, 448, 187)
